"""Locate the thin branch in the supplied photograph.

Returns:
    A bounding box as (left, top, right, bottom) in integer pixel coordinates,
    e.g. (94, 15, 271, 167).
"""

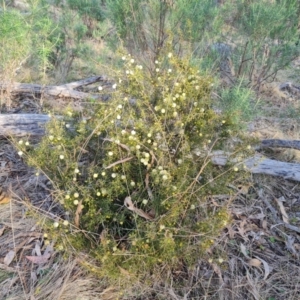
(105, 156, 133, 169)
(237, 41, 249, 77)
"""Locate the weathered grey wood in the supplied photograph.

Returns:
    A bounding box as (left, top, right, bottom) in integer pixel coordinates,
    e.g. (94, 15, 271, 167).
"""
(0, 76, 107, 100)
(279, 82, 300, 95)
(245, 154, 300, 181)
(260, 139, 300, 151)
(61, 75, 109, 89)
(0, 82, 97, 100)
(211, 151, 300, 182)
(0, 114, 52, 137)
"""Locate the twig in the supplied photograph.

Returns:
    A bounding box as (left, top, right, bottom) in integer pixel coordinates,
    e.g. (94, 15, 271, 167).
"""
(237, 41, 249, 77)
(124, 196, 154, 221)
(259, 189, 300, 234)
(105, 156, 133, 169)
(144, 150, 157, 201)
(102, 138, 131, 152)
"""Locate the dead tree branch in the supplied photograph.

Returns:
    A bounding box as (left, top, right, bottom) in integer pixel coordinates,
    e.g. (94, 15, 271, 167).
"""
(0, 75, 109, 101)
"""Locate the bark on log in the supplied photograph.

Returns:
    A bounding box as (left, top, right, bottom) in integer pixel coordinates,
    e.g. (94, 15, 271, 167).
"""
(0, 114, 52, 137)
(211, 151, 300, 182)
(279, 82, 300, 96)
(259, 139, 300, 151)
(0, 76, 108, 100)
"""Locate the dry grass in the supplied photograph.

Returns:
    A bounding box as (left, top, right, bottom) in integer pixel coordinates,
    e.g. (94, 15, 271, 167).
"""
(0, 199, 118, 300)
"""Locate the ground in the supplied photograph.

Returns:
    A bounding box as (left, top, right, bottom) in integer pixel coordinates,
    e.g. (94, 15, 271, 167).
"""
(0, 60, 300, 300)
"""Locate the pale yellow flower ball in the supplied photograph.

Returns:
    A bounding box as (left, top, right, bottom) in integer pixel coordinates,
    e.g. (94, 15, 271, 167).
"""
(53, 222, 59, 228)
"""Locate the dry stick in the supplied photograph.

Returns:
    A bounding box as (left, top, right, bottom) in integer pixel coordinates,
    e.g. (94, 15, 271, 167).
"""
(256, 64, 269, 90)
(221, 68, 235, 84)
(124, 196, 154, 221)
(262, 44, 270, 65)
(237, 41, 249, 77)
(144, 173, 154, 201)
(258, 189, 300, 234)
(74, 200, 83, 228)
(262, 70, 277, 84)
(249, 61, 255, 84)
(144, 150, 157, 201)
(0, 263, 17, 273)
(255, 44, 271, 88)
(102, 138, 131, 152)
(157, 1, 168, 55)
(105, 156, 133, 169)
(263, 56, 297, 83)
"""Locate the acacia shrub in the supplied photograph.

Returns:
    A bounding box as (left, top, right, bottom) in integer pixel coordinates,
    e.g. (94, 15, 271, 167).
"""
(21, 51, 253, 284)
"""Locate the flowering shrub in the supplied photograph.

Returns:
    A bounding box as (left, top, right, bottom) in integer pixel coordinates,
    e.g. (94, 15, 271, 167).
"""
(21, 51, 253, 283)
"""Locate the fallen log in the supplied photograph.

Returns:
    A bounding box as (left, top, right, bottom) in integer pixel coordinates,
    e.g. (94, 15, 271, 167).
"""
(0, 75, 108, 100)
(211, 151, 300, 182)
(0, 114, 52, 137)
(259, 139, 300, 151)
(279, 82, 300, 96)
(0, 113, 299, 182)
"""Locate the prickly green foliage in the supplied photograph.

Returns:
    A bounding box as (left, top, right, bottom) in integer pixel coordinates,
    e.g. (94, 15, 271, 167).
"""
(169, 0, 222, 43)
(218, 81, 260, 125)
(233, 0, 299, 41)
(67, 0, 104, 22)
(106, 0, 143, 40)
(22, 52, 253, 283)
(219, 0, 300, 86)
(0, 2, 62, 88)
(0, 9, 31, 78)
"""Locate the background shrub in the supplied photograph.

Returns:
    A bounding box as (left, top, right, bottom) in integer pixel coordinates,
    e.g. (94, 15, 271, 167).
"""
(219, 0, 300, 88)
(105, 0, 222, 70)
(0, 9, 31, 80)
